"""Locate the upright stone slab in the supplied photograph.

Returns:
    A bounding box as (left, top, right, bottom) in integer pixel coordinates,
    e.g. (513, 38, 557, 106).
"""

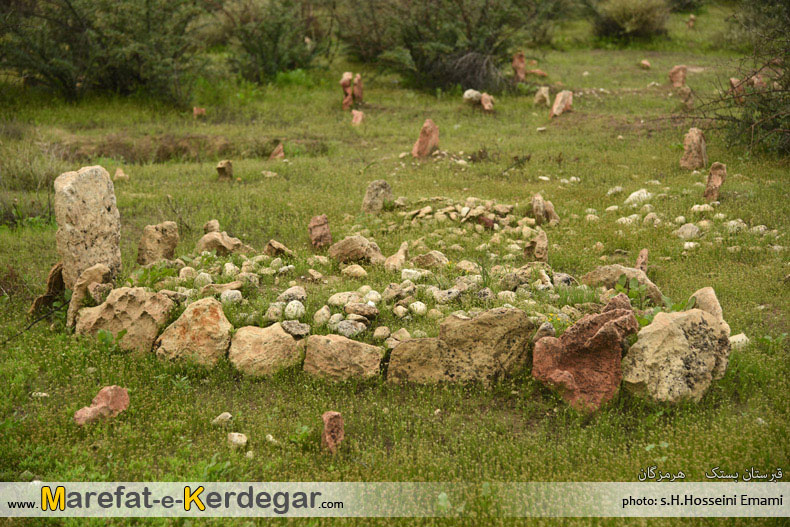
(54, 166, 121, 289)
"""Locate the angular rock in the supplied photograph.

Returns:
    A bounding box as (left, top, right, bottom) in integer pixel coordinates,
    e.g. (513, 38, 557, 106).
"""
(263, 239, 294, 257)
(704, 162, 726, 202)
(534, 86, 550, 107)
(277, 285, 306, 303)
(411, 119, 439, 158)
(340, 72, 353, 110)
(336, 319, 366, 337)
(412, 250, 448, 269)
(532, 294, 639, 411)
(353, 74, 363, 103)
(622, 309, 731, 403)
(76, 287, 175, 353)
(690, 287, 730, 336)
(321, 411, 344, 454)
(680, 127, 708, 170)
(351, 109, 364, 126)
(154, 298, 232, 367)
(302, 334, 382, 380)
(73, 385, 129, 426)
(137, 221, 179, 266)
(203, 219, 220, 233)
(229, 324, 300, 376)
(362, 179, 393, 214)
(269, 142, 285, 160)
(328, 235, 385, 265)
(200, 280, 243, 297)
(54, 165, 121, 289)
(581, 264, 663, 305)
(196, 231, 251, 256)
(549, 90, 573, 118)
(384, 241, 409, 272)
(524, 229, 548, 263)
(387, 338, 474, 384)
(480, 93, 494, 112)
(67, 264, 113, 327)
(344, 303, 378, 319)
(281, 320, 310, 338)
(635, 248, 649, 272)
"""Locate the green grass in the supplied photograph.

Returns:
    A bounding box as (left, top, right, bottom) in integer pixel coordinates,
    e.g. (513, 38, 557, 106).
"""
(1, 4, 789, 526)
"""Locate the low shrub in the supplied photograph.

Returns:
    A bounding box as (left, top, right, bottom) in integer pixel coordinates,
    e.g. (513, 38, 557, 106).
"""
(667, 0, 704, 13)
(588, 0, 670, 41)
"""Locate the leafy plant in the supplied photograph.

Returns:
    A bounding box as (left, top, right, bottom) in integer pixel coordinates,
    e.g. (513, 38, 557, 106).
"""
(95, 329, 126, 354)
(615, 274, 649, 310)
(586, 0, 670, 41)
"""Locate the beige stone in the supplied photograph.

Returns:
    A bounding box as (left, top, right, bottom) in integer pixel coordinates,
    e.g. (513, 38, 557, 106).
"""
(229, 324, 300, 376)
(154, 298, 232, 367)
(302, 334, 382, 381)
(137, 221, 179, 266)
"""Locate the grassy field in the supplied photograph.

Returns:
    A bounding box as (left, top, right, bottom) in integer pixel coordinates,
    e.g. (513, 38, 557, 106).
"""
(1, 4, 788, 526)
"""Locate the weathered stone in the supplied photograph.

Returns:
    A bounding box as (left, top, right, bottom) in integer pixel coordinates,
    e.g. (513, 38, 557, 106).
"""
(302, 334, 382, 380)
(200, 281, 243, 297)
(524, 229, 548, 263)
(384, 241, 409, 272)
(581, 264, 663, 305)
(412, 250, 448, 269)
(227, 432, 247, 449)
(512, 51, 527, 82)
(351, 109, 364, 126)
(640, 59, 651, 69)
(321, 411, 344, 454)
(269, 142, 285, 160)
(73, 385, 129, 426)
(154, 298, 232, 367)
(137, 221, 179, 266)
(669, 65, 687, 88)
(328, 235, 385, 265)
(76, 287, 174, 353)
(216, 160, 233, 180)
(54, 166, 121, 289)
(704, 162, 726, 202)
(196, 231, 251, 256)
(353, 74, 363, 103)
(549, 90, 573, 118)
(307, 214, 332, 250)
(362, 180, 393, 214)
(336, 319, 366, 337)
(387, 338, 473, 384)
(622, 309, 731, 403)
(67, 264, 113, 327)
(203, 219, 220, 233)
(532, 295, 638, 411)
(534, 86, 550, 107)
(277, 285, 306, 303)
(229, 324, 300, 376)
(680, 127, 708, 170)
(690, 286, 730, 336)
(340, 72, 353, 110)
(342, 264, 367, 278)
(345, 303, 378, 319)
(411, 119, 439, 158)
(263, 239, 294, 257)
(480, 93, 494, 112)
(635, 248, 649, 273)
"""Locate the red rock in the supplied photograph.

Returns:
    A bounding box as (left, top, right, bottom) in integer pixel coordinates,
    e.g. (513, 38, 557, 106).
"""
(704, 162, 726, 202)
(639, 60, 651, 70)
(512, 51, 526, 82)
(193, 107, 206, 118)
(480, 93, 494, 112)
(73, 385, 129, 425)
(532, 294, 638, 411)
(635, 248, 648, 273)
(353, 74, 363, 103)
(669, 65, 687, 88)
(679, 127, 707, 170)
(269, 143, 284, 160)
(411, 119, 439, 158)
(477, 216, 495, 230)
(308, 214, 332, 249)
(527, 69, 548, 77)
(321, 411, 344, 454)
(351, 109, 364, 126)
(549, 90, 573, 118)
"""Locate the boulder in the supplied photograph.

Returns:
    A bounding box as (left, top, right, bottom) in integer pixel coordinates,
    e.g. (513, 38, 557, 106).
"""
(229, 324, 300, 376)
(328, 235, 385, 265)
(704, 162, 726, 202)
(302, 334, 382, 381)
(384, 241, 409, 272)
(321, 411, 345, 454)
(137, 221, 179, 266)
(361, 179, 393, 214)
(549, 90, 573, 118)
(411, 119, 439, 158)
(54, 166, 121, 289)
(680, 127, 708, 170)
(75, 287, 175, 353)
(622, 309, 731, 403)
(154, 298, 232, 367)
(412, 250, 449, 269)
(581, 264, 663, 305)
(67, 264, 113, 327)
(387, 338, 474, 384)
(438, 307, 534, 384)
(669, 65, 687, 88)
(195, 231, 252, 256)
(532, 294, 639, 411)
(73, 385, 129, 426)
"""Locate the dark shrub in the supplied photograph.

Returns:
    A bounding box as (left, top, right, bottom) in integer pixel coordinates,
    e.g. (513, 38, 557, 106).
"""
(0, 0, 204, 104)
(588, 0, 670, 41)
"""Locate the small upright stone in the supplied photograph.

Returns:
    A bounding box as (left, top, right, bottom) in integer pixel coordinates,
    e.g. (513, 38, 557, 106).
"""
(308, 214, 332, 249)
(216, 160, 233, 181)
(635, 248, 649, 273)
(362, 180, 393, 214)
(353, 74, 363, 103)
(679, 128, 708, 170)
(411, 119, 439, 158)
(549, 90, 573, 118)
(137, 221, 179, 266)
(73, 385, 129, 426)
(340, 72, 353, 110)
(704, 162, 726, 202)
(351, 110, 364, 126)
(639, 59, 651, 70)
(512, 51, 527, 82)
(534, 86, 550, 107)
(669, 65, 687, 88)
(321, 411, 344, 454)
